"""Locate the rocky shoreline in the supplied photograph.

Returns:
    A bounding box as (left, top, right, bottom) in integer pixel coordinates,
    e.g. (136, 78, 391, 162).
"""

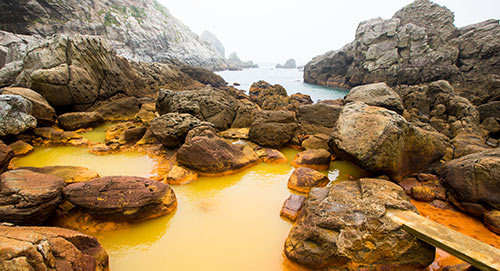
(0, 0, 499, 270)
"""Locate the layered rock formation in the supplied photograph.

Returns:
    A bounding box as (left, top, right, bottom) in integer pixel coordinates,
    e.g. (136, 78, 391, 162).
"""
(0, 0, 227, 69)
(304, 0, 500, 105)
(0, 225, 109, 271)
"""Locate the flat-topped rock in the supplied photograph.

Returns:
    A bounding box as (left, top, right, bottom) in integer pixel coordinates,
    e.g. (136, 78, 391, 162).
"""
(287, 167, 329, 193)
(8, 140, 33, 156)
(291, 149, 332, 170)
(0, 225, 109, 271)
(344, 82, 404, 114)
(63, 176, 177, 221)
(0, 169, 64, 225)
(176, 134, 259, 175)
(57, 112, 104, 131)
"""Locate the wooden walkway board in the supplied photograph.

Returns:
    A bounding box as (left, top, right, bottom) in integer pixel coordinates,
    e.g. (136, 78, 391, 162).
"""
(386, 209, 500, 271)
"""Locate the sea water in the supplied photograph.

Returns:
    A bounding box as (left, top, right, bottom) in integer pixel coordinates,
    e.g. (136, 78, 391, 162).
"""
(216, 67, 348, 101)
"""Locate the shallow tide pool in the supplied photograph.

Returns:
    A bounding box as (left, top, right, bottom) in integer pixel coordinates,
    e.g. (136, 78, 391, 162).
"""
(12, 146, 365, 271)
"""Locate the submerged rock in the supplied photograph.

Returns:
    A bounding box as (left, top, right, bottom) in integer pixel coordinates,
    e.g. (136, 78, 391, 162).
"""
(57, 112, 104, 131)
(0, 169, 64, 225)
(284, 178, 435, 269)
(63, 176, 177, 221)
(176, 134, 259, 174)
(328, 102, 447, 181)
(1, 87, 56, 126)
(287, 167, 329, 193)
(17, 166, 99, 185)
(165, 165, 198, 185)
(291, 149, 332, 171)
(0, 95, 36, 137)
(0, 225, 109, 271)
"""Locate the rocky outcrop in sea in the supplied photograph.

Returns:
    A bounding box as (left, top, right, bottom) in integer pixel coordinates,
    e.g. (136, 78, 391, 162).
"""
(304, 0, 500, 105)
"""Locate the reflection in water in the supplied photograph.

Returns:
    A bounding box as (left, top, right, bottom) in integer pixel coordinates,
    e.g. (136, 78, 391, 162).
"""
(80, 123, 116, 143)
(12, 145, 367, 271)
(12, 146, 156, 178)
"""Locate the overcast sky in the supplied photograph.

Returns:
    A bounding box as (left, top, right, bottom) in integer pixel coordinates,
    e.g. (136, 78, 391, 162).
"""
(158, 0, 499, 66)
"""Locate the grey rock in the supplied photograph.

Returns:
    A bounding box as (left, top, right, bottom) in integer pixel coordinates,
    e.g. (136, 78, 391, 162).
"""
(0, 95, 36, 137)
(276, 58, 297, 69)
(1, 87, 56, 126)
(345, 82, 404, 114)
(149, 113, 211, 148)
(200, 30, 225, 58)
(0, 0, 227, 70)
(156, 88, 238, 131)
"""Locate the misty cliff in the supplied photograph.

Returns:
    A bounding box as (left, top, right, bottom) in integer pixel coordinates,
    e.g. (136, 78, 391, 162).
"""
(0, 0, 228, 70)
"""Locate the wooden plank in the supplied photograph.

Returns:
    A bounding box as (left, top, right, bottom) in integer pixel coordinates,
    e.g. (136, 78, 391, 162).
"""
(386, 209, 500, 271)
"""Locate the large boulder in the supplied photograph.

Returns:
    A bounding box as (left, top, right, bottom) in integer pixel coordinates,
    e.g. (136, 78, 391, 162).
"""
(57, 112, 104, 131)
(6, 34, 153, 111)
(328, 102, 447, 181)
(156, 88, 238, 131)
(63, 176, 177, 221)
(297, 103, 343, 135)
(440, 149, 500, 213)
(0, 141, 13, 173)
(1, 87, 56, 126)
(0, 225, 108, 271)
(344, 82, 404, 114)
(0, 95, 36, 136)
(284, 178, 435, 269)
(248, 110, 298, 148)
(149, 113, 211, 148)
(176, 133, 259, 174)
(0, 169, 64, 225)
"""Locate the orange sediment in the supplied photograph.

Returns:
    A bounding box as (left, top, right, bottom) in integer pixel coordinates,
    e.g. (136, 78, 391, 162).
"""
(412, 200, 500, 270)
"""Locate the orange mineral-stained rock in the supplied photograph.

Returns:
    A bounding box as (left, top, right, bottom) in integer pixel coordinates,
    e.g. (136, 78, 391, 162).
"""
(288, 167, 329, 193)
(165, 165, 198, 185)
(291, 149, 332, 170)
(280, 194, 306, 221)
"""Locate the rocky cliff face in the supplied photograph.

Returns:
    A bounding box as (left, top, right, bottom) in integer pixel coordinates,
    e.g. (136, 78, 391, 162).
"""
(200, 30, 225, 59)
(0, 0, 228, 70)
(304, 0, 500, 105)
